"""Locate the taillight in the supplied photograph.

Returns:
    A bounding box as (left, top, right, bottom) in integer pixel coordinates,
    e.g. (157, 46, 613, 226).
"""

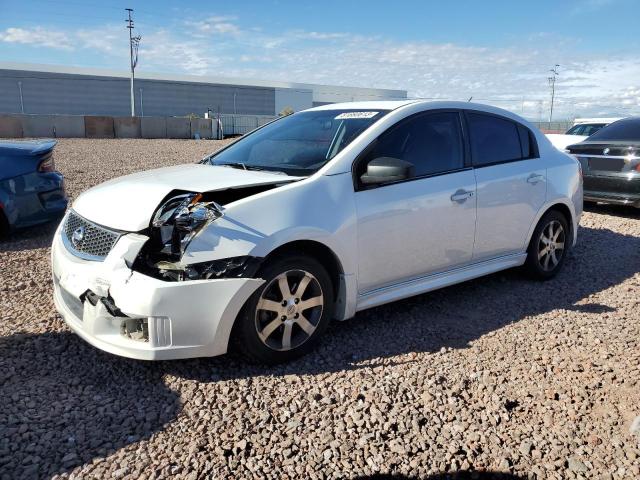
(38, 155, 55, 172)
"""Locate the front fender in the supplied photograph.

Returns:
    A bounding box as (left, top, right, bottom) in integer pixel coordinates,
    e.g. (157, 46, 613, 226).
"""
(182, 173, 358, 276)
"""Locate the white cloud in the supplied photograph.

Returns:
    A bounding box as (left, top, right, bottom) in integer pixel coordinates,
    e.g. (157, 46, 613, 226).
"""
(0, 27, 74, 50)
(186, 16, 241, 36)
(2, 20, 640, 118)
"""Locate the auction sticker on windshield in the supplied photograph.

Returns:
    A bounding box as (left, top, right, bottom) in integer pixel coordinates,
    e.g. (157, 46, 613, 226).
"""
(335, 111, 379, 119)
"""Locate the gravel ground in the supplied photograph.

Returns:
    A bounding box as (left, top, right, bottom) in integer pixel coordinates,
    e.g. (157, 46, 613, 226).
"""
(1, 138, 639, 480)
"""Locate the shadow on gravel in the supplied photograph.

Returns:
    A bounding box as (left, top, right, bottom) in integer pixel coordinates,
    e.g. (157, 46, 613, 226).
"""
(166, 224, 640, 382)
(0, 332, 180, 478)
(584, 202, 640, 219)
(354, 473, 525, 479)
(0, 220, 59, 252)
(1, 225, 637, 476)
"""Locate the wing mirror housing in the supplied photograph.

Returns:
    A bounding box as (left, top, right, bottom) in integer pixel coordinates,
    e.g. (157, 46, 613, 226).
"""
(360, 157, 414, 185)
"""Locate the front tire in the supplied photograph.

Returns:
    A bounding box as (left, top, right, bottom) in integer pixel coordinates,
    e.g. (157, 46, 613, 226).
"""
(233, 254, 334, 364)
(524, 210, 569, 280)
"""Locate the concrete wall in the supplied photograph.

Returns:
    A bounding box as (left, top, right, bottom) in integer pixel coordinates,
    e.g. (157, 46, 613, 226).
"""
(0, 115, 23, 137)
(0, 113, 243, 139)
(85, 116, 115, 138)
(114, 117, 141, 138)
(166, 117, 191, 139)
(140, 117, 167, 139)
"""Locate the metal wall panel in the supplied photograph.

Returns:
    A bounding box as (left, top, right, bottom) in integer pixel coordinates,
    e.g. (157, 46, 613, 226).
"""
(137, 79, 275, 117)
(0, 70, 276, 117)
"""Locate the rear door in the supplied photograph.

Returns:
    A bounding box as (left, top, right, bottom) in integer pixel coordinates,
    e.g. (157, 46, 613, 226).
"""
(466, 111, 546, 261)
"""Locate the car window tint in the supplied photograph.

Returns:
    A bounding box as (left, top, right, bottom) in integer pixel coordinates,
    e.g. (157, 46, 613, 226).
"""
(365, 112, 464, 177)
(582, 124, 604, 136)
(587, 118, 640, 141)
(517, 125, 531, 158)
(468, 112, 523, 166)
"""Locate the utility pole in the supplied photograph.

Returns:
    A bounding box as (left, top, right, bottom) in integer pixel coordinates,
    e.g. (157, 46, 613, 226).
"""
(548, 64, 559, 127)
(125, 8, 141, 117)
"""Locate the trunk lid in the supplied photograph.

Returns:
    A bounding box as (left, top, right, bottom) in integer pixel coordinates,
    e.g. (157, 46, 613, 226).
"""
(0, 139, 57, 179)
(567, 142, 640, 176)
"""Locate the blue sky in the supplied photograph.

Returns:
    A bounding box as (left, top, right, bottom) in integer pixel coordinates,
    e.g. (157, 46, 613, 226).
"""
(1, 0, 640, 118)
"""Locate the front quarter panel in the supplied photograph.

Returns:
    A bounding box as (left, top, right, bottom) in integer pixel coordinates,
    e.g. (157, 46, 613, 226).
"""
(184, 173, 358, 276)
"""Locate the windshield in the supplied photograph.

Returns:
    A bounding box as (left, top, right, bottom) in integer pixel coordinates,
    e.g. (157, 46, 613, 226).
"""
(585, 118, 640, 142)
(205, 109, 389, 176)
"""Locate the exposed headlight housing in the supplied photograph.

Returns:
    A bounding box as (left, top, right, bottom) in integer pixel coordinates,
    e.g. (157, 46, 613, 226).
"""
(151, 193, 224, 259)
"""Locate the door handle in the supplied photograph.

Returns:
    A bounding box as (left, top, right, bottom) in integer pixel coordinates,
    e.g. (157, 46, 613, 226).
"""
(527, 173, 545, 184)
(450, 189, 474, 203)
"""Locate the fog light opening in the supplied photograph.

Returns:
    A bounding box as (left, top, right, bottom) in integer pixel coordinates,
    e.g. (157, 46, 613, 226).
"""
(120, 318, 149, 342)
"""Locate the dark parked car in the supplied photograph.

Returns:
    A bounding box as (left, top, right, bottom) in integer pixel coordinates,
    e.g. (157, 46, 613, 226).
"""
(0, 139, 67, 236)
(567, 117, 640, 208)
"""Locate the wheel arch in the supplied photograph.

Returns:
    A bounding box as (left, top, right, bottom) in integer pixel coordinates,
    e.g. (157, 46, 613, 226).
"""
(261, 239, 345, 300)
(526, 200, 576, 251)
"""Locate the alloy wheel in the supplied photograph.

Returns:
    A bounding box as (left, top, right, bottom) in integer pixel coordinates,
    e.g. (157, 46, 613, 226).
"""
(255, 269, 324, 351)
(537, 220, 565, 271)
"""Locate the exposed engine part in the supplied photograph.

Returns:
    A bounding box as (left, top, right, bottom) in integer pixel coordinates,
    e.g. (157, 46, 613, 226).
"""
(133, 186, 286, 281)
(136, 255, 262, 282)
(151, 193, 224, 260)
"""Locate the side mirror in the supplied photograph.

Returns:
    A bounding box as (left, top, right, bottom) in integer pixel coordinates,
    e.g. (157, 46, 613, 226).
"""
(360, 157, 414, 185)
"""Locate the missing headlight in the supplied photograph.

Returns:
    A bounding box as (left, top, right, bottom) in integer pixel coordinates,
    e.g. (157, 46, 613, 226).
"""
(151, 193, 224, 260)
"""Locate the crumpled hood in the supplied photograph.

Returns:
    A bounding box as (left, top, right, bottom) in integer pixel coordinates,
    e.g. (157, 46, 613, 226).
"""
(72, 164, 297, 231)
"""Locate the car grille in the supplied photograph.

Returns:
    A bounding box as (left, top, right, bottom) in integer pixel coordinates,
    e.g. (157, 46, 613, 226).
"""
(62, 210, 121, 261)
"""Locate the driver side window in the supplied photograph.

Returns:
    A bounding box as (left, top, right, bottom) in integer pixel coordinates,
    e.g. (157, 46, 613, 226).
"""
(359, 111, 464, 181)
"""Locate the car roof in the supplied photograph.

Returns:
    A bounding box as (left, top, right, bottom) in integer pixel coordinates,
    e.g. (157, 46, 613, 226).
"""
(306, 100, 534, 127)
(306, 100, 418, 111)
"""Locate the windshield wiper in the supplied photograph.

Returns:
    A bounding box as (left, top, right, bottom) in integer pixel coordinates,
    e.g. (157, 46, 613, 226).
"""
(216, 162, 264, 171)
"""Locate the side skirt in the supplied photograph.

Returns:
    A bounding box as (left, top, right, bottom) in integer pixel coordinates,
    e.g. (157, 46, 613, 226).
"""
(356, 253, 527, 312)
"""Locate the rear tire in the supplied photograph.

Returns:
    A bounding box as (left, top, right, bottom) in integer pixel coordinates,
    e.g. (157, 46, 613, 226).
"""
(233, 254, 334, 364)
(524, 210, 569, 280)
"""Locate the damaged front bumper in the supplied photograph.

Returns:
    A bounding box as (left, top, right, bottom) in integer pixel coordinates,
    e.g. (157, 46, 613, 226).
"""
(51, 223, 264, 360)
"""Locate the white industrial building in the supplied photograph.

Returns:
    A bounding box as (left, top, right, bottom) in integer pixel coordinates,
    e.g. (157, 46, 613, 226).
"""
(0, 62, 407, 117)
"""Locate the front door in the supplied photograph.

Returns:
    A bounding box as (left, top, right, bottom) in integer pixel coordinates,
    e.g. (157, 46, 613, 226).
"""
(354, 111, 477, 293)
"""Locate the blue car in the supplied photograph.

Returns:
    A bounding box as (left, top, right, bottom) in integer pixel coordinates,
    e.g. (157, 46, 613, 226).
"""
(0, 139, 68, 236)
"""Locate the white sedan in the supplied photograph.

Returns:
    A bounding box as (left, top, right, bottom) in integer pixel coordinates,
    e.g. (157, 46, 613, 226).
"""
(51, 101, 582, 363)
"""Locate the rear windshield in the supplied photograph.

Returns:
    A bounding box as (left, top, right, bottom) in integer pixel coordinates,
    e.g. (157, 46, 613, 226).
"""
(586, 118, 640, 142)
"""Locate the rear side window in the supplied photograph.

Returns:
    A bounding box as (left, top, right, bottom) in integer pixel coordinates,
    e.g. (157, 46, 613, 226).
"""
(517, 125, 531, 158)
(467, 112, 535, 166)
